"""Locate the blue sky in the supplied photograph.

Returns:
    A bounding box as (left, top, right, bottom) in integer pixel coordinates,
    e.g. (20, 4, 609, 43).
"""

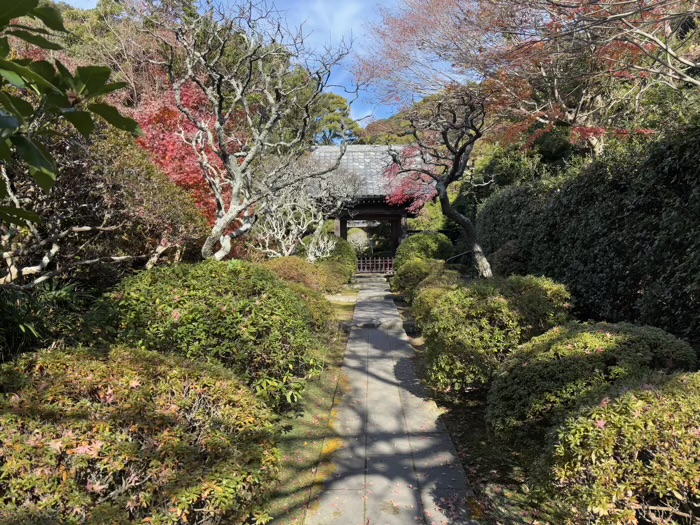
(62, 0, 398, 122)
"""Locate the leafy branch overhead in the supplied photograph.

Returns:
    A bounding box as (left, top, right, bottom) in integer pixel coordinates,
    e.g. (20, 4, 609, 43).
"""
(0, 0, 141, 225)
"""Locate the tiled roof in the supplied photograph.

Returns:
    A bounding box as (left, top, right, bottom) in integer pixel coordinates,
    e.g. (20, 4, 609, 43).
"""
(312, 145, 404, 199)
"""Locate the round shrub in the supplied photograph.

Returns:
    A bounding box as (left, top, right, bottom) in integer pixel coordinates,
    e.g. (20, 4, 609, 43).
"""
(413, 267, 468, 301)
(543, 372, 700, 524)
(317, 259, 353, 293)
(412, 286, 448, 329)
(0, 346, 279, 524)
(506, 275, 573, 341)
(328, 237, 358, 276)
(94, 260, 325, 411)
(488, 322, 698, 437)
(394, 232, 454, 270)
(264, 256, 322, 291)
(391, 258, 444, 302)
(285, 282, 336, 335)
(421, 276, 571, 393)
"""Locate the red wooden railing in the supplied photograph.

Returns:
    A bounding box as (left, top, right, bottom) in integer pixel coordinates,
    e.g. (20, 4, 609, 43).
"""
(357, 257, 395, 274)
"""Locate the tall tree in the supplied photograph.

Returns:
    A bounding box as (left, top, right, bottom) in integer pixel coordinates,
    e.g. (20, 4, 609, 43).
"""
(521, 0, 700, 88)
(142, 0, 352, 260)
(362, 0, 689, 151)
(312, 93, 361, 145)
(387, 86, 493, 278)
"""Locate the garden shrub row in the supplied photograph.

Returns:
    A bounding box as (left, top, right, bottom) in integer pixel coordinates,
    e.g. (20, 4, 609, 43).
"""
(91, 260, 329, 411)
(413, 269, 700, 522)
(415, 275, 571, 393)
(493, 323, 699, 524)
(0, 250, 349, 522)
(394, 231, 454, 270)
(476, 125, 700, 346)
(488, 322, 698, 438)
(263, 255, 346, 295)
(391, 258, 445, 302)
(0, 346, 279, 524)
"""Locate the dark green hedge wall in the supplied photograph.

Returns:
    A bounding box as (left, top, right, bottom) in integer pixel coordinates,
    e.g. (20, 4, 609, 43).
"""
(476, 128, 700, 346)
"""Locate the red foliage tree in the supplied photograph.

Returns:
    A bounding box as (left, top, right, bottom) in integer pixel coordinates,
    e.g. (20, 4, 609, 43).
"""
(362, 0, 696, 150)
(136, 84, 220, 223)
(385, 146, 437, 214)
(385, 86, 493, 278)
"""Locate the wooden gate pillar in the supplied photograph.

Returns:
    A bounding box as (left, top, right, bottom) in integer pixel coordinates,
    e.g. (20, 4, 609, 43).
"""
(390, 219, 402, 254)
(339, 219, 348, 240)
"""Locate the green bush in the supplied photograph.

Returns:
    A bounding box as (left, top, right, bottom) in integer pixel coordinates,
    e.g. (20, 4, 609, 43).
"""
(420, 276, 571, 393)
(542, 372, 700, 524)
(412, 286, 448, 329)
(391, 258, 444, 302)
(506, 275, 574, 340)
(413, 267, 468, 299)
(0, 283, 93, 363)
(285, 282, 336, 335)
(0, 346, 279, 524)
(488, 322, 698, 437)
(477, 125, 700, 345)
(92, 260, 325, 411)
(411, 269, 468, 327)
(394, 232, 454, 270)
(316, 260, 353, 293)
(264, 256, 322, 291)
(490, 240, 528, 277)
(327, 237, 358, 276)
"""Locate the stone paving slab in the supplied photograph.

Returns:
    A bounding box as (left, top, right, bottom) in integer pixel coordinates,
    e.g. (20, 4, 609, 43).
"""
(304, 276, 476, 525)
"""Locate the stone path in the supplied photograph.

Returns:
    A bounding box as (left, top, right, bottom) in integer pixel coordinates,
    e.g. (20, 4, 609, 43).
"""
(305, 276, 476, 525)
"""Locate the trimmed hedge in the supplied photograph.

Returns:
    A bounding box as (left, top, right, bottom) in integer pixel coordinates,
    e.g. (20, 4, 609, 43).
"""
(391, 258, 444, 302)
(264, 256, 323, 292)
(543, 372, 700, 524)
(0, 346, 279, 524)
(285, 282, 336, 335)
(92, 261, 325, 411)
(317, 260, 353, 293)
(488, 322, 698, 437)
(327, 237, 358, 277)
(394, 232, 454, 270)
(411, 267, 468, 329)
(413, 266, 467, 299)
(419, 276, 571, 393)
(477, 126, 700, 345)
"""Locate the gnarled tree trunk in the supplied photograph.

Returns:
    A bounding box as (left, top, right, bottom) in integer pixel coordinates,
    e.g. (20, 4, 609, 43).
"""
(436, 182, 492, 278)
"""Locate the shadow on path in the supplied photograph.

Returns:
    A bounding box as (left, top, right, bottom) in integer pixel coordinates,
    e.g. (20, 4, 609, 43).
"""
(287, 276, 477, 525)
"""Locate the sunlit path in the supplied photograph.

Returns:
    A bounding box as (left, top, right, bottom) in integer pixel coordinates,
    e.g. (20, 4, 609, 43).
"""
(304, 275, 476, 525)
